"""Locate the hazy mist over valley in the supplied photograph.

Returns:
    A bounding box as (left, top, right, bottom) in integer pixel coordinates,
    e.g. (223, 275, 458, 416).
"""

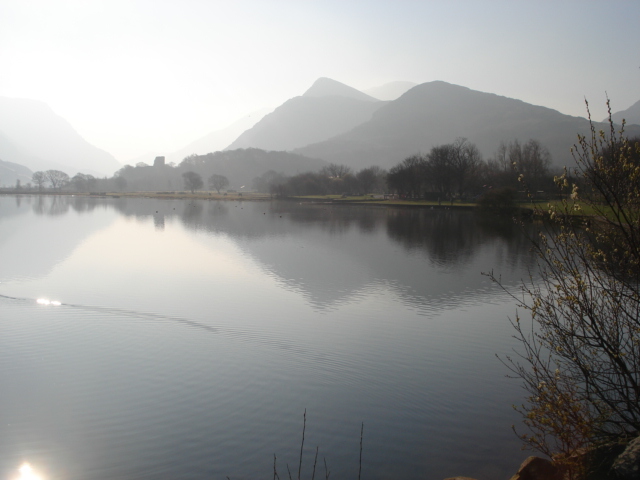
(2, 76, 640, 190)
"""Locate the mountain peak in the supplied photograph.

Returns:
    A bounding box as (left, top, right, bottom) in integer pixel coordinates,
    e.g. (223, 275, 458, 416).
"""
(303, 78, 378, 102)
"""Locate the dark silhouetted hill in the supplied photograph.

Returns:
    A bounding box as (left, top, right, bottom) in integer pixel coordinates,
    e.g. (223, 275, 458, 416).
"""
(179, 148, 328, 188)
(295, 81, 640, 170)
(0, 97, 121, 176)
(226, 78, 385, 151)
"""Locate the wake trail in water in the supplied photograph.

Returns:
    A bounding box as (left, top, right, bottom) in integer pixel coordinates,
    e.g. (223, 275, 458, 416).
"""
(0, 292, 362, 382)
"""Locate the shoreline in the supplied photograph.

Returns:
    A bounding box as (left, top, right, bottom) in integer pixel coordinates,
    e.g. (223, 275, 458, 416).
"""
(0, 190, 488, 210)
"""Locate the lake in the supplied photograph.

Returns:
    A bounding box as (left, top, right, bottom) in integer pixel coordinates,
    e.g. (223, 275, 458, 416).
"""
(0, 195, 537, 480)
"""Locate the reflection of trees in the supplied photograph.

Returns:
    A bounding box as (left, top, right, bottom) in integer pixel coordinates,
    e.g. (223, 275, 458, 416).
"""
(105, 197, 536, 274)
(355, 208, 377, 233)
(385, 208, 537, 270)
(207, 201, 229, 218)
(475, 215, 538, 269)
(32, 196, 70, 216)
(386, 209, 480, 266)
(70, 196, 99, 213)
(270, 203, 384, 236)
(29, 195, 102, 216)
(182, 201, 204, 224)
(153, 213, 165, 230)
(15, 195, 539, 310)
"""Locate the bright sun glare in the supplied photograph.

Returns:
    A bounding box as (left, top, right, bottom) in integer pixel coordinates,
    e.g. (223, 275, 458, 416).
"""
(14, 463, 44, 480)
(36, 299, 61, 306)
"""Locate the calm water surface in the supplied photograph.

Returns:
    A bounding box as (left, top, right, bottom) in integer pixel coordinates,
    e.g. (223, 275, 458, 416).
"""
(0, 195, 537, 480)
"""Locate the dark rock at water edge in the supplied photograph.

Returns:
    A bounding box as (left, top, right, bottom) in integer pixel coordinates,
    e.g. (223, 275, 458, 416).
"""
(508, 456, 565, 480)
(612, 436, 640, 480)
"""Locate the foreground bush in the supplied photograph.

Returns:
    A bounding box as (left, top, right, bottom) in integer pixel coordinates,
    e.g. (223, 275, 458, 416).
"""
(489, 102, 640, 478)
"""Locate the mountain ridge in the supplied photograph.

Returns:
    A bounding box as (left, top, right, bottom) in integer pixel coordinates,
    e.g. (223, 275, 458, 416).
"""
(609, 99, 640, 126)
(226, 80, 386, 151)
(294, 81, 640, 170)
(0, 96, 121, 176)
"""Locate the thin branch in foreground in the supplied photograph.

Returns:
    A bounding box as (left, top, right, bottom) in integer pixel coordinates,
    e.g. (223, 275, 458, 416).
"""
(358, 422, 364, 480)
(298, 409, 306, 480)
(311, 446, 319, 480)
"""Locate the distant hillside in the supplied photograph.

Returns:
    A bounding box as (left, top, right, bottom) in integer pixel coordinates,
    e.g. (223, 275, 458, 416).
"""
(0, 97, 121, 176)
(179, 148, 328, 188)
(296, 81, 640, 171)
(0, 131, 42, 173)
(364, 81, 417, 101)
(609, 99, 640, 127)
(166, 108, 272, 164)
(0, 158, 33, 187)
(227, 78, 385, 151)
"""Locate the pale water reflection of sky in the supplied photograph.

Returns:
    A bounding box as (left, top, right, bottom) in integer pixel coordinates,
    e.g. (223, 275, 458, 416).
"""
(0, 198, 534, 480)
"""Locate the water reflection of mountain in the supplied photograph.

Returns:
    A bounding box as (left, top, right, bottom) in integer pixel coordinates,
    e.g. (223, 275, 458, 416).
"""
(2, 195, 537, 310)
(111, 198, 537, 311)
(0, 195, 118, 281)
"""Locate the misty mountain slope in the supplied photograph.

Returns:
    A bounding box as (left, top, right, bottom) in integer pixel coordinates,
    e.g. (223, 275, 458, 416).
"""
(0, 158, 33, 187)
(364, 81, 417, 101)
(302, 77, 378, 101)
(0, 130, 41, 170)
(609, 99, 640, 126)
(226, 95, 385, 151)
(296, 81, 640, 171)
(0, 97, 121, 176)
(226, 78, 385, 152)
(167, 108, 272, 164)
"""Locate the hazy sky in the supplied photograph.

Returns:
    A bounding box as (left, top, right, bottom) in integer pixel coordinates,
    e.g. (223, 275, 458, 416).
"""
(1, 0, 638, 163)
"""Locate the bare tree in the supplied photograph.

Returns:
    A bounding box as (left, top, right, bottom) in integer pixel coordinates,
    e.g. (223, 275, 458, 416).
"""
(208, 173, 229, 194)
(45, 170, 70, 191)
(356, 166, 386, 194)
(489, 106, 640, 475)
(490, 141, 511, 173)
(321, 163, 352, 179)
(509, 139, 552, 192)
(182, 171, 203, 193)
(387, 155, 427, 197)
(426, 145, 455, 198)
(32, 171, 47, 191)
(71, 173, 97, 192)
(253, 170, 287, 194)
(450, 137, 483, 199)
